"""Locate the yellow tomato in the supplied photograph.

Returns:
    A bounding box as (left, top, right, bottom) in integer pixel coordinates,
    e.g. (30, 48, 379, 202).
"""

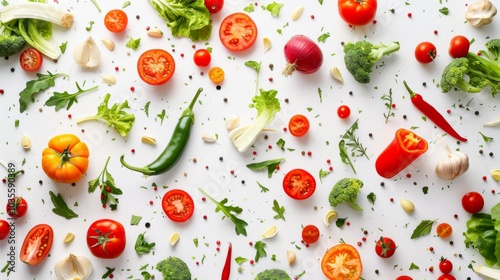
(42, 134, 89, 183)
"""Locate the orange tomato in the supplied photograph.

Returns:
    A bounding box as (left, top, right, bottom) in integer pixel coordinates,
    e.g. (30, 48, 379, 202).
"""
(42, 134, 89, 183)
(321, 243, 363, 280)
(208, 66, 225, 84)
(436, 222, 453, 238)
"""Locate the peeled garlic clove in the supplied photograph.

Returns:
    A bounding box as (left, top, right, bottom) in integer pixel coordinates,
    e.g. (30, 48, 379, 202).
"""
(263, 37, 272, 52)
(21, 134, 31, 150)
(491, 169, 500, 182)
(225, 115, 239, 131)
(202, 133, 217, 143)
(73, 36, 101, 68)
(291, 6, 304, 21)
(147, 28, 163, 38)
(54, 254, 93, 280)
(287, 249, 296, 265)
(102, 74, 117, 85)
(331, 67, 344, 82)
(141, 135, 156, 145)
(63, 232, 75, 244)
(101, 38, 115, 51)
(400, 199, 415, 213)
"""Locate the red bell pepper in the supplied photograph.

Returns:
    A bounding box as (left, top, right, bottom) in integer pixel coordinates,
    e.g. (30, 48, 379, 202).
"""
(375, 128, 428, 179)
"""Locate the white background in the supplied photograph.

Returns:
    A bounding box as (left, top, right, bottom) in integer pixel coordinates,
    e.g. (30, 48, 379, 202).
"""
(1, 0, 500, 279)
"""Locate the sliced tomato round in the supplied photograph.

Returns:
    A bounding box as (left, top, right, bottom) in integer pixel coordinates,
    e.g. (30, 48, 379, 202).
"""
(20, 224, 53, 266)
(219, 12, 258, 52)
(104, 9, 128, 32)
(321, 243, 363, 280)
(283, 169, 316, 200)
(208, 66, 225, 84)
(20, 48, 43, 72)
(137, 49, 175, 85)
(436, 222, 453, 238)
(162, 189, 195, 222)
(302, 225, 320, 244)
(288, 114, 310, 137)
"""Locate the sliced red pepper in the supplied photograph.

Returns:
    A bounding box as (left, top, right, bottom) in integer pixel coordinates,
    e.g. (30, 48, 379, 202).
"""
(375, 128, 428, 179)
(221, 242, 232, 280)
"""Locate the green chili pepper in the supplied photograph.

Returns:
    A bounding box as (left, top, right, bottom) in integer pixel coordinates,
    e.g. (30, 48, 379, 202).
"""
(120, 88, 203, 175)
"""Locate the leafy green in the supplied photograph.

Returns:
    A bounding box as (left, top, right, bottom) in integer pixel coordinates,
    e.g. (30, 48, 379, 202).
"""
(464, 203, 500, 266)
(410, 219, 436, 239)
(18, 17, 61, 59)
(246, 158, 285, 178)
(199, 188, 248, 236)
(126, 37, 141, 50)
(272, 199, 286, 221)
(339, 140, 356, 174)
(88, 156, 123, 210)
(319, 168, 331, 183)
(336, 217, 348, 228)
(439, 7, 449, 15)
(243, 3, 255, 12)
(367, 192, 376, 205)
(45, 82, 98, 111)
(235, 256, 248, 264)
(76, 93, 135, 137)
(130, 215, 142, 225)
(149, 0, 212, 41)
(135, 232, 156, 254)
(479, 131, 494, 142)
(257, 181, 270, 193)
(19, 72, 67, 113)
(254, 241, 267, 262)
(263, 2, 283, 16)
(318, 33, 330, 43)
(49, 191, 78, 219)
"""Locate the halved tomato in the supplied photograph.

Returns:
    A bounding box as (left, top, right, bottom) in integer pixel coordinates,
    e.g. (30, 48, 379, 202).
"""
(162, 189, 195, 222)
(283, 169, 316, 200)
(321, 243, 363, 280)
(104, 9, 128, 32)
(208, 66, 225, 84)
(137, 49, 175, 85)
(219, 12, 258, 52)
(20, 224, 53, 266)
(288, 114, 310, 137)
(302, 225, 320, 244)
(19, 48, 43, 72)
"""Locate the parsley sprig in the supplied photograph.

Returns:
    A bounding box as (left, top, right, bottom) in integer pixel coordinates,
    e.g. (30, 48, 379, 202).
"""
(272, 199, 286, 221)
(199, 188, 248, 236)
(88, 156, 123, 210)
(45, 82, 98, 111)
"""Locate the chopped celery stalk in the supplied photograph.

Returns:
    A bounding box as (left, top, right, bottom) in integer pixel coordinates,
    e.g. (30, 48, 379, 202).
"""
(0, 2, 74, 28)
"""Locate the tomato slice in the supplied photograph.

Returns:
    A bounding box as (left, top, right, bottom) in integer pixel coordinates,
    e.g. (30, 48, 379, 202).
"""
(104, 9, 128, 32)
(162, 189, 195, 222)
(137, 49, 175, 85)
(288, 114, 310, 137)
(20, 224, 53, 266)
(219, 12, 258, 52)
(20, 48, 43, 72)
(283, 169, 316, 200)
(321, 243, 363, 280)
(301, 225, 320, 244)
(208, 66, 225, 84)
(436, 222, 453, 238)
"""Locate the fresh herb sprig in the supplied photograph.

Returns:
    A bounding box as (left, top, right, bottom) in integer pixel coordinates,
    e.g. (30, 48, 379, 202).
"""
(246, 158, 285, 178)
(342, 119, 369, 159)
(339, 139, 356, 174)
(134, 232, 156, 254)
(88, 156, 123, 210)
(411, 219, 437, 239)
(272, 199, 286, 221)
(254, 241, 267, 262)
(49, 191, 78, 219)
(199, 188, 248, 236)
(19, 71, 68, 113)
(381, 88, 395, 123)
(45, 82, 98, 111)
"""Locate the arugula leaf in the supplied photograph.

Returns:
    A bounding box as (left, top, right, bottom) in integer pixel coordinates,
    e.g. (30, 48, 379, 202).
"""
(411, 219, 436, 239)
(143, 101, 151, 117)
(19, 72, 67, 113)
(131, 215, 142, 225)
(243, 3, 255, 12)
(254, 241, 267, 262)
(126, 37, 141, 50)
(264, 2, 283, 16)
(135, 232, 156, 254)
(88, 156, 123, 210)
(479, 132, 494, 142)
(76, 93, 135, 137)
(199, 188, 248, 236)
(49, 191, 78, 219)
(59, 41, 68, 53)
(319, 168, 331, 183)
(245, 60, 261, 73)
(318, 32, 330, 43)
(45, 82, 98, 111)
(141, 271, 152, 280)
(257, 181, 270, 193)
(156, 109, 166, 125)
(272, 199, 286, 221)
(339, 140, 356, 174)
(246, 158, 285, 178)
(276, 138, 286, 150)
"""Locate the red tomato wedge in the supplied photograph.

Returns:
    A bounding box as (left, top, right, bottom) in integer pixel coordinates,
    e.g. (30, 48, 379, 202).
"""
(20, 224, 53, 266)
(219, 12, 258, 52)
(137, 49, 175, 85)
(288, 114, 310, 137)
(283, 169, 316, 200)
(104, 9, 128, 32)
(20, 48, 43, 72)
(162, 189, 195, 222)
(321, 243, 363, 280)
(302, 225, 320, 244)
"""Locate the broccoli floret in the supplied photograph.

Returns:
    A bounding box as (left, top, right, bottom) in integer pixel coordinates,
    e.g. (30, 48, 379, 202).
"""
(480, 39, 500, 66)
(255, 268, 292, 280)
(328, 178, 364, 211)
(0, 20, 26, 57)
(343, 40, 400, 83)
(156, 256, 192, 280)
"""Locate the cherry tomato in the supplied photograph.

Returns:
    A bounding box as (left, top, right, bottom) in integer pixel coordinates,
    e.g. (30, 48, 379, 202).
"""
(437, 274, 456, 280)
(439, 258, 453, 274)
(20, 224, 53, 265)
(338, 0, 377, 26)
(283, 169, 316, 200)
(436, 222, 453, 238)
(0, 220, 10, 240)
(219, 13, 258, 52)
(6, 196, 28, 218)
(162, 189, 195, 222)
(86, 219, 126, 259)
(204, 0, 224, 14)
(193, 49, 211, 67)
(374, 236, 397, 258)
(396, 276, 413, 280)
(137, 49, 175, 85)
(321, 243, 363, 280)
(288, 114, 310, 137)
(415, 42, 437, 64)
(19, 48, 43, 72)
(462, 191, 484, 214)
(301, 225, 320, 244)
(337, 105, 351, 119)
(449, 35, 470, 58)
(104, 9, 128, 32)
(208, 66, 225, 84)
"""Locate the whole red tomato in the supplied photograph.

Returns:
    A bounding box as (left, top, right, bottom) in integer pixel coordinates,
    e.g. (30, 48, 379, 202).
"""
(415, 42, 437, 64)
(375, 236, 397, 258)
(462, 191, 484, 214)
(337, 105, 351, 119)
(0, 220, 10, 240)
(86, 219, 126, 259)
(204, 0, 224, 13)
(6, 196, 28, 218)
(449, 35, 470, 58)
(439, 258, 453, 274)
(396, 276, 413, 280)
(437, 274, 456, 280)
(338, 0, 377, 26)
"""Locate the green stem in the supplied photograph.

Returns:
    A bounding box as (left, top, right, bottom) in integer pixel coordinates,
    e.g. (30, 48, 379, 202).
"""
(403, 80, 417, 98)
(119, 155, 155, 175)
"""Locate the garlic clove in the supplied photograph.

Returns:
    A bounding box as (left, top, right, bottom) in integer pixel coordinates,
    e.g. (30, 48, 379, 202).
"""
(102, 74, 117, 85)
(225, 115, 239, 131)
(202, 133, 217, 143)
(263, 37, 272, 52)
(330, 67, 344, 82)
(141, 135, 157, 145)
(63, 232, 75, 244)
(400, 199, 415, 213)
(291, 6, 305, 21)
(261, 225, 277, 238)
(101, 38, 115, 51)
(73, 36, 101, 68)
(147, 28, 164, 38)
(287, 249, 296, 265)
(54, 254, 93, 280)
(21, 134, 31, 150)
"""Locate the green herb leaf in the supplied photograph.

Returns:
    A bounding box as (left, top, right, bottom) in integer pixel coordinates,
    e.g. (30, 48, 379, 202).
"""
(409, 262, 420, 270)
(479, 132, 494, 142)
(85, 20, 94, 31)
(318, 32, 330, 43)
(246, 158, 285, 178)
(126, 37, 141, 50)
(341, 119, 369, 159)
(439, 7, 449, 15)
(319, 168, 331, 183)
(143, 101, 151, 117)
(59, 41, 68, 53)
(411, 219, 436, 239)
(157, 109, 166, 125)
(254, 241, 267, 262)
(235, 256, 248, 264)
(135, 232, 156, 254)
(367, 192, 376, 205)
(257, 181, 270, 193)
(264, 2, 283, 16)
(102, 267, 115, 279)
(272, 199, 286, 221)
(19, 72, 67, 113)
(381, 88, 395, 123)
(45, 82, 98, 111)
(123, 1, 131, 8)
(243, 3, 255, 12)
(276, 138, 286, 150)
(339, 140, 356, 174)
(131, 215, 142, 225)
(336, 217, 348, 228)
(49, 191, 78, 219)
(245, 60, 261, 73)
(88, 157, 122, 210)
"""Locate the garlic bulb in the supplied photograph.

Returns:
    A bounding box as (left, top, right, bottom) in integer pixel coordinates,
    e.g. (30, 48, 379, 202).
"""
(73, 36, 101, 68)
(435, 136, 469, 180)
(54, 254, 93, 280)
(465, 0, 497, 27)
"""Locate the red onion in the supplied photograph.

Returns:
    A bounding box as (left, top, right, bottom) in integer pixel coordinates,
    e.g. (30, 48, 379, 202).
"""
(282, 35, 323, 76)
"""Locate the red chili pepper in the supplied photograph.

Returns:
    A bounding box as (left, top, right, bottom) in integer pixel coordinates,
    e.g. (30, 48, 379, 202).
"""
(221, 242, 232, 280)
(403, 81, 467, 142)
(375, 128, 428, 178)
